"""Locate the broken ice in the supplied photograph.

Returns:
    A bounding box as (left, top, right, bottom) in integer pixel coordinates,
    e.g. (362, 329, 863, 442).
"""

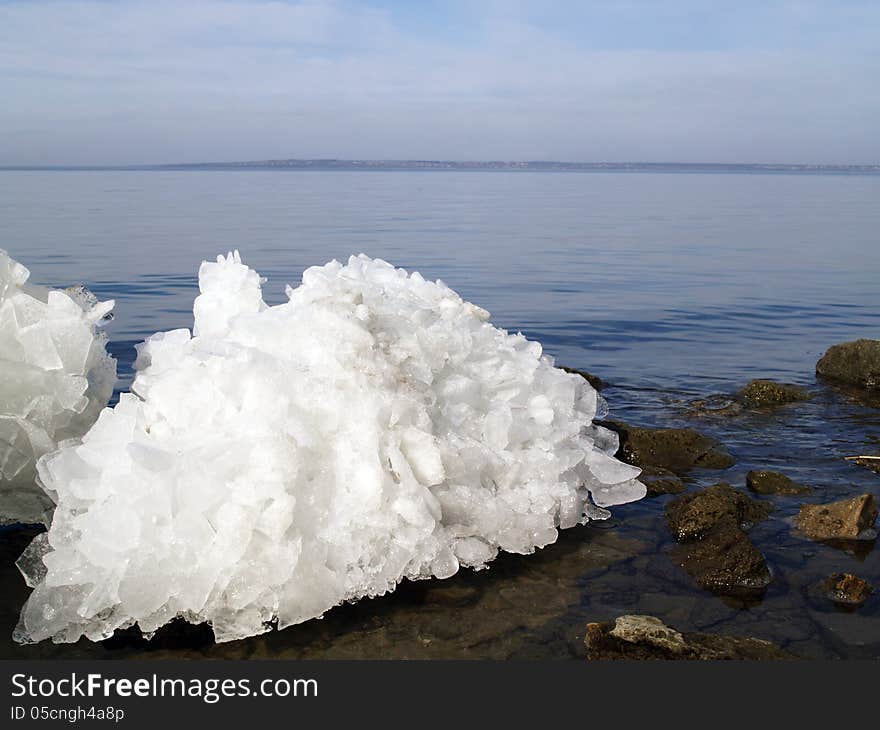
(0, 250, 116, 525)
(16, 252, 643, 645)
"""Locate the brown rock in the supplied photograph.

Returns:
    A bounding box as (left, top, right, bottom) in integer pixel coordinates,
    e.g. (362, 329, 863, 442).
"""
(670, 518, 772, 596)
(601, 420, 735, 474)
(559, 366, 605, 391)
(584, 614, 795, 660)
(639, 465, 686, 497)
(608, 614, 686, 652)
(796, 494, 878, 541)
(685, 395, 743, 418)
(816, 339, 880, 389)
(666, 483, 773, 541)
(746, 470, 812, 496)
(735, 379, 811, 408)
(822, 573, 874, 607)
(665, 485, 773, 597)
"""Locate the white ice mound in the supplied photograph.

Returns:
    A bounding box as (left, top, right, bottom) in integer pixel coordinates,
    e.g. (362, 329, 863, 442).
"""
(0, 250, 115, 526)
(16, 252, 643, 644)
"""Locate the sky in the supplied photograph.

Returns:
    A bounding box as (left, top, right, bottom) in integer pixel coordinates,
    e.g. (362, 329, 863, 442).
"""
(0, 0, 878, 165)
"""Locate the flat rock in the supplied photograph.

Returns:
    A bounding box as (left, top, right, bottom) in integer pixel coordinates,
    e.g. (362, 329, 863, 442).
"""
(666, 483, 773, 541)
(638, 465, 686, 497)
(601, 420, 735, 474)
(684, 395, 743, 418)
(558, 366, 605, 391)
(821, 573, 874, 607)
(670, 517, 772, 596)
(609, 614, 685, 652)
(746, 469, 812, 496)
(584, 614, 794, 660)
(796, 494, 877, 541)
(816, 339, 880, 389)
(735, 379, 811, 408)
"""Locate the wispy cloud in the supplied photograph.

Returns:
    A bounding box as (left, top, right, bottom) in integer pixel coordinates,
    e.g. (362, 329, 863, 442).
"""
(1, 0, 878, 164)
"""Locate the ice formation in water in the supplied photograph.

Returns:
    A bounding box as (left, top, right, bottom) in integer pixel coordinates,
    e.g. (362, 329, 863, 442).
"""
(16, 252, 644, 644)
(0, 250, 115, 526)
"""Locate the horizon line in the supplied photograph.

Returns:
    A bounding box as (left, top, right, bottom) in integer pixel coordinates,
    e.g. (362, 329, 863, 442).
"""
(2, 158, 880, 172)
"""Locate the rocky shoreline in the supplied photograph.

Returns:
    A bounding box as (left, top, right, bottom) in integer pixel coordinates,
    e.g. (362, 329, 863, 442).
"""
(572, 337, 880, 660)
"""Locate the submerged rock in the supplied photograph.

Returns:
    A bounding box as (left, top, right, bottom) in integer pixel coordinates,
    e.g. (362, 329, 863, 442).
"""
(816, 339, 880, 389)
(666, 483, 773, 541)
(584, 615, 794, 660)
(796, 494, 877, 542)
(665, 485, 772, 596)
(735, 379, 810, 408)
(746, 469, 812, 496)
(670, 518, 772, 595)
(15, 253, 645, 645)
(638, 465, 686, 497)
(821, 573, 874, 607)
(601, 420, 735, 474)
(558, 366, 605, 391)
(686, 379, 809, 417)
(684, 395, 743, 418)
(0, 250, 116, 526)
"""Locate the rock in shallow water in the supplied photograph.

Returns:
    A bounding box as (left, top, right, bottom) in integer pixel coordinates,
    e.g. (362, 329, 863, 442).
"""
(600, 420, 735, 474)
(638, 465, 686, 497)
(670, 518, 772, 596)
(584, 615, 795, 660)
(816, 339, 880, 389)
(665, 484, 773, 596)
(666, 483, 773, 541)
(14, 252, 645, 645)
(796, 494, 877, 542)
(735, 379, 811, 408)
(746, 469, 812, 496)
(0, 250, 116, 526)
(821, 573, 873, 607)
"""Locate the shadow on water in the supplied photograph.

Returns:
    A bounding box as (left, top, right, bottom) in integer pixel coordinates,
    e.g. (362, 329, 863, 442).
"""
(0, 520, 649, 660)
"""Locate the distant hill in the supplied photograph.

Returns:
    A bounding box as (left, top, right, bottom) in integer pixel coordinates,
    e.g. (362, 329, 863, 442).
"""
(157, 159, 880, 174)
(3, 160, 879, 173)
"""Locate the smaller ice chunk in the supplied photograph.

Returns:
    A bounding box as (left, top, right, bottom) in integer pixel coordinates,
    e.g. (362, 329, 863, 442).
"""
(0, 250, 116, 525)
(15, 532, 49, 587)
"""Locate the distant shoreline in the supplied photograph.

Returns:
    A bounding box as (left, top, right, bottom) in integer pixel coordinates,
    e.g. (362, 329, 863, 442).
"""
(2, 159, 879, 175)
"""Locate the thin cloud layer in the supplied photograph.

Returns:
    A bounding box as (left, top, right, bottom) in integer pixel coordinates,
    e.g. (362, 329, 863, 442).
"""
(1, 0, 878, 165)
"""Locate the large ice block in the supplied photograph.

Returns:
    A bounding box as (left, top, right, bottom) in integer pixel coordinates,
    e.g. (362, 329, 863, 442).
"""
(16, 252, 642, 644)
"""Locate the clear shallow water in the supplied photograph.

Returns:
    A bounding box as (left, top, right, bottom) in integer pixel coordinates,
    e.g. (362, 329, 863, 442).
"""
(1, 170, 879, 659)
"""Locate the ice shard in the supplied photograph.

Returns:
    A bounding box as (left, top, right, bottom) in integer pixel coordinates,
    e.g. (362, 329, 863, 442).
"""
(16, 252, 643, 644)
(0, 250, 115, 525)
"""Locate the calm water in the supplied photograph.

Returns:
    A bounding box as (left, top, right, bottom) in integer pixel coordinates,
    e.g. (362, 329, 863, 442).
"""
(1, 170, 879, 659)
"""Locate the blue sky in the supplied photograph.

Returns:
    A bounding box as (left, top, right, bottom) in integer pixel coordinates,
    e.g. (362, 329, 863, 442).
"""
(0, 0, 877, 164)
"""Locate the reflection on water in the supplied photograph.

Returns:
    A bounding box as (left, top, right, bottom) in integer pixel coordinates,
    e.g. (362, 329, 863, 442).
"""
(1, 170, 878, 658)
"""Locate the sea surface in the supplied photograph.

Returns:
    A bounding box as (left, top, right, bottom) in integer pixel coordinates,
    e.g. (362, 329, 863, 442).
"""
(1, 169, 879, 659)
